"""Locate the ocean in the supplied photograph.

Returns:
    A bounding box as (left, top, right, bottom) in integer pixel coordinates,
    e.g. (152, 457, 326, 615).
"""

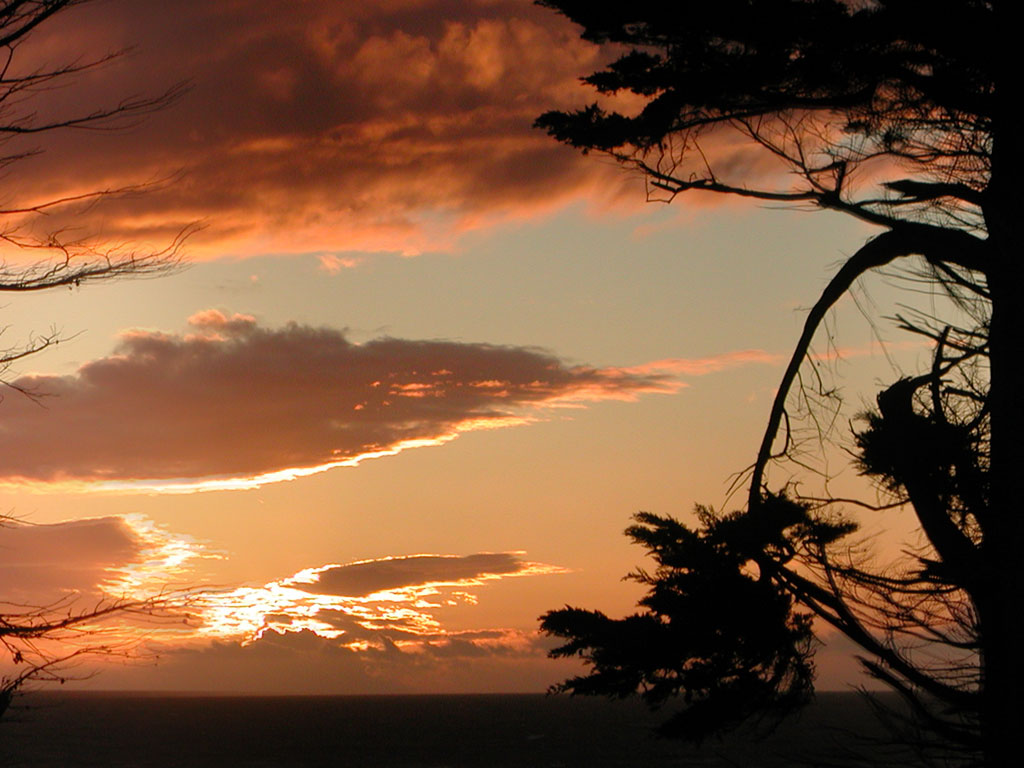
(1, 691, 915, 767)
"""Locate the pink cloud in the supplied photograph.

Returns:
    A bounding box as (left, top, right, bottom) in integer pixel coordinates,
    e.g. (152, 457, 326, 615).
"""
(317, 254, 362, 273)
(0, 515, 202, 605)
(0, 311, 676, 489)
(0, 517, 139, 603)
(621, 349, 783, 377)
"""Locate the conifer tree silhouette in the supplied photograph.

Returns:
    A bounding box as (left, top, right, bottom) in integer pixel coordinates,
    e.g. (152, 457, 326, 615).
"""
(537, 3, 1007, 763)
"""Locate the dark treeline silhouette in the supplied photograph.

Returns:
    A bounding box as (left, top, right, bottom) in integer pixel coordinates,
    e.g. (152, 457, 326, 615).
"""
(0, 0, 190, 709)
(535, 2, 1010, 765)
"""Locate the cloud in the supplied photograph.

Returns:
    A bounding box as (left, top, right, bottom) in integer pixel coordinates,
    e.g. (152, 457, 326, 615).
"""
(288, 552, 532, 597)
(90, 625, 572, 694)
(100, 549, 572, 694)
(195, 551, 567, 648)
(0, 510, 562, 644)
(0, 514, 573, 692)
(0, 511, 566, 679)
(0, 311, 676, 490)
(0, 517, 138, 602)
(0, 515, 204, 604)
(621, 349, 784, 377)
(9, 0, 640, 260)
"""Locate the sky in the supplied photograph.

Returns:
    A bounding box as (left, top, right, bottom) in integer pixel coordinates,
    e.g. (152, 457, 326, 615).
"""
(0, 0, 933, 695)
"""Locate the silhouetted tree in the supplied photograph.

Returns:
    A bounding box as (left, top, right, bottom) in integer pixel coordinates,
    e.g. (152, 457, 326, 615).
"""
(0, 591, 187, 719)
(0, 0, 190, 711)
(536, 2, 1009, 764)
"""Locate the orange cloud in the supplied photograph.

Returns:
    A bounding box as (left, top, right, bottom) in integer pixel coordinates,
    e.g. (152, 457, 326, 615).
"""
(9, 0, 639, 261)
(1, 311, 676, 490)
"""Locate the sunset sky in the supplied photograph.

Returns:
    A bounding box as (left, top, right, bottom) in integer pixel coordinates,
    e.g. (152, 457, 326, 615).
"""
(1, 0, 930, 694)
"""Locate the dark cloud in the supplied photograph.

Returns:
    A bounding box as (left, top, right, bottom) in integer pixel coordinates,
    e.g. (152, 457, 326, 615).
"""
(294, 553, 526, 597)
(1, 311, 673, 488)
(424, 636, 510, 658)
(126, 630, 394, 695)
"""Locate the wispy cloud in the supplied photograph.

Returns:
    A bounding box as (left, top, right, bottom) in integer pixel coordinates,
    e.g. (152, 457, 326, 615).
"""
(1, 311, 677, 491)
(621, 349, 784, 377)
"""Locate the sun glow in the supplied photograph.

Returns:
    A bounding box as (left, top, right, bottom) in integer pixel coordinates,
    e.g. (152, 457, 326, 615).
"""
(100, 515, 211, 598)
(22, 511, 569, 661)
(189, 556, 568, 648)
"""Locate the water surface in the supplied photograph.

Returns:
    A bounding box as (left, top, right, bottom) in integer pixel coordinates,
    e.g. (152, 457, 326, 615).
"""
(1, 691, 906, 767)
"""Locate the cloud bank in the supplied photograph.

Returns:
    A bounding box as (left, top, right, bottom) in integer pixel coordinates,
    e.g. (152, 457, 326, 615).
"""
(163, 549, 569, 694)
(96, 624, 568, 695)
(1, 311, 676, 490)
(0, 512, 563, 652)
(0, 514, 569, 692)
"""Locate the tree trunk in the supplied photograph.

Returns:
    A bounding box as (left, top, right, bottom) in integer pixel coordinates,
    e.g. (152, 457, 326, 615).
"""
(980, 266, 1023, 766)
(979, 45, 1024, 760)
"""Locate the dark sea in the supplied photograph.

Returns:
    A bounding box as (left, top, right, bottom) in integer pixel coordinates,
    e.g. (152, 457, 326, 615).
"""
(1, 691, 914, 767)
